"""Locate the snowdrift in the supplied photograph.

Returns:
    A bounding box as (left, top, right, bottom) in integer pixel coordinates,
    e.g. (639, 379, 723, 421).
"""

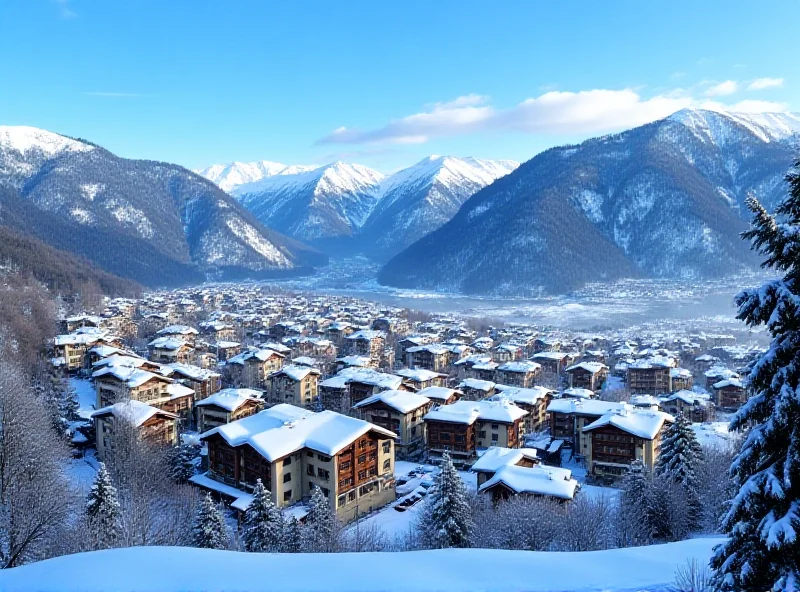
(0, 538, 723, 592)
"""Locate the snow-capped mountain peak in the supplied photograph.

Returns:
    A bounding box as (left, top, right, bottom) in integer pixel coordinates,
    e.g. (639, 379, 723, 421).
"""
(195, 160, 318, 193)
(670, 108, 800, 146)
(315, 161, 385, 196)
(0, 125, 94, 157)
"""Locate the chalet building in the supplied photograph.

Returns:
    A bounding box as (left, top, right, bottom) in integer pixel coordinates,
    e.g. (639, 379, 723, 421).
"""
(712, 378, 747, 410)
(454, 355, 494, 380)
(139, 313, 172, 337)
(156, 324, 199, 344)
(62, 314, 102, 334)
(496, 360, 542, 388)
(491, 344, 522, 363)
(147, 337, 194, 365)
(54, 332, 107, 372)
(269, 320, 304, 341)
(166, 362, 222, 401)
(93, 360, 173, 408)
(345, 330, 386, 360)
(546, 398, 628, 449)
(423, 399, 528, 467)
(565, 362, 609, 392)
(467, 360, 499, 381)
(473, 447, 578, 503)
(669, 367, 694, 391)
(93, 400, 179, 461)
(659, 390, 713, 422)
(582, 408, 674, 482)
(214, 341, 241, 362)
(396, 368, 447, 390)
(457, 378, 496, 401)
(493, 385, 554, 434)
(289, 337, 336, 359)
(532, 352, 575, 388)
(471, 446, 539, 487)
(416, 386, 462, 406)
(82, 345, 141, 371)
(396, 335, 436, 363)
(533, 338, 561, 353)
(195, 388, 264, 433)
(100, 315, 138, 339)
(335, 355, 374, 372)
(199, 321, 237, 343)
(353, 390, 432, 460)
(266, 365, 321, 408)
(371, 316, 409, 334)
(324, 322, 355, 348)
(561, 387, 597, 400)
(406, 344, 451, 373)
(195, 404, 396, 523)
(228, 348, 285, 389)
(626, 358, 674, 395)
(704, 366, 740, 391)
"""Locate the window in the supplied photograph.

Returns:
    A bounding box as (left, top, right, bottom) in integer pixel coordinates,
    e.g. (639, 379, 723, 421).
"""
(382, 459, 391, 471)
(317, 468, 330, 481)
(440, 433, 451, 441)
(321, 488, 329, 497)
(283, 456, 291, 467)
(338, 495, 346, 508)
(382, 441, 391, 454)
(455, 435, 465, 443)
(307, 450, 314, 457)
(339, 461, 351, 470)
(411, 426, 417, 436)
(317, 454, 331, 463)
(358, 470, 367, 480)
(479, 431, 486, 438)
(491, 433, 499, 442)
(491, 423, 499, 430)
(283, 490, 292, 502)
(348, 491, 356, 501)
(358, 454, 366, 464)
(307, 464, 315, 476)
(283, 473, 292, 483)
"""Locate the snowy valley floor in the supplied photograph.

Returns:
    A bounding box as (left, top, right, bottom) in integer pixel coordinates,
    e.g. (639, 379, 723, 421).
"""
(0, 538, 724, 592)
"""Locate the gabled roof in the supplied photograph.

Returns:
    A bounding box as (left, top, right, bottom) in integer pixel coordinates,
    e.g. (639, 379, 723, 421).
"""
(196, 388, 262, 412)
(200, 404, 396, 462)
(478, 464, 578, 500)
(92, 400, 178, 426)
(424, 399, 528, 425)
(396, 368, 446, 382)
(416, 386, 462, 402)
(353, 389, 430, 414)
(493, 385, 553, 405)
(583, 408, 674, 440)
(471, 446, 539, 473)
(271, 364, 320, 382)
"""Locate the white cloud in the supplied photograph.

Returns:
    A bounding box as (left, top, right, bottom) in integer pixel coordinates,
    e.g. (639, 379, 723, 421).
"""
(317, 89, 692, 145)
(748, 77, 784, 90)
(705, 80, 739, 97)
(52, 0, 76, 18)
(317, 84, 790, 146)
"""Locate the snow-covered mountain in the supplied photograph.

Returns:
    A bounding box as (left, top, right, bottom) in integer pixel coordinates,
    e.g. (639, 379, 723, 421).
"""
(379, 109, 800, 295)
(232, 162, 385, 241)
(360, 156, 519, 259)
(195, 160, 318, 193)
(0, 126, 326, 286)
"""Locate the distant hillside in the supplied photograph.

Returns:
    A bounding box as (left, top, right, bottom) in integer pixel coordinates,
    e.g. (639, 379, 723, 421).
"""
(0, 126, 327, 287)
(379, 109, 800, 295)
(0, 220, 140, 297)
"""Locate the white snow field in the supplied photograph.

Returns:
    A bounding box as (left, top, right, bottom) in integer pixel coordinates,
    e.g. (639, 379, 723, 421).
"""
(0, 538, 723, 592)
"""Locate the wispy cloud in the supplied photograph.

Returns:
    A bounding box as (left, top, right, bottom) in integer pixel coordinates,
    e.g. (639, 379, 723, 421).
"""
(83, 92, 151, 98)
(52, 0, 76, 19)
(705, 80, 739, 97)
(317, 85, 789, 146)
(748, 77, 784, 91)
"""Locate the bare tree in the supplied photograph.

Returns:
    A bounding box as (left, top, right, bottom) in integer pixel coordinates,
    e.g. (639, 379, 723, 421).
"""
(553, 495, 617, 552)
(0, 349, 73, 568)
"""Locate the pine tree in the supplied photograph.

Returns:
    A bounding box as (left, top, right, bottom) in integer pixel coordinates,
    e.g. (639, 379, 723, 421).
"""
(86, 462, 121, 549)
(280, 516, 302, 553)
(655, 413, 703, 519)
(300, 485, 340, 553)
(59, 386, 80, 422)
(619, 459, 653, 546)
(191, 493, 230, 550)
(241, 479, 284, 552)
(711, 163, 800, 592)
(419, 451, 474, 548)
(169, 442, 198, 484)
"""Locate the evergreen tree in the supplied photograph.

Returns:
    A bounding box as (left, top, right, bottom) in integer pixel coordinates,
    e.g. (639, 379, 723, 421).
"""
(191, 493, 230, 550)
(169, 442, 199, 484)
(280, 516, 302, 553)
(619, 459, 653, 546)
(300, 485, 340, 553)
(85, 462, 121, 549)
(59, 386, 80, 422)
(711, 163, 800, 592)
(241, 479, 284, 552)
(655, 413, 703, 519)
(419, 451, 474, 548)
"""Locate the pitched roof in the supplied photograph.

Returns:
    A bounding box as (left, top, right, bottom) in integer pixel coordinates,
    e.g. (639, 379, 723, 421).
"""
(353, 389, 430, 414)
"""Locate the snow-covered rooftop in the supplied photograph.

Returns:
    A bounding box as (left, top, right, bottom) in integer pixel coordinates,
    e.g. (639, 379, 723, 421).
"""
(200, 404, 396, 462)
(583, 408, 674, 440)
(195, 388, 263, 412)
(478, 464, 578, 500)
(353, 389, 431, 414)
(424, 399, 527, 425)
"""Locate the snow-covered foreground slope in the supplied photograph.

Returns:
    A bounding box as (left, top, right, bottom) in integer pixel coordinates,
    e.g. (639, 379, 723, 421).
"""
(0, 538, 723, 592)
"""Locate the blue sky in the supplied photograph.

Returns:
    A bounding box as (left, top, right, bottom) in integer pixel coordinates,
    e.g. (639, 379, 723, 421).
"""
(0, 0, 796, 172)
